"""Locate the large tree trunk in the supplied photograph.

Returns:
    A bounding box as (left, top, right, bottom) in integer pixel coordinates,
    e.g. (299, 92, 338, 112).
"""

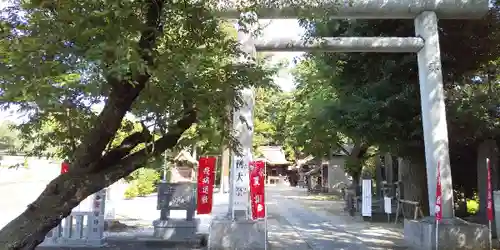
(0, 108, 196, 249)
(0, 1, 194, 249)
(342, 142, 370, 197)
(399, 158, 429, 216)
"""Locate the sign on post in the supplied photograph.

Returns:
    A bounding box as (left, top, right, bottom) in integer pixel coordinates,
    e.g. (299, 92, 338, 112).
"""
(232, 155, 250, 210)
(384, 196, 392, 222)
(196, 156, 217, 215)
(361, 179, 372, 217)
(157, 183, 195, 210)
(250, 160, 266, 220)
(384, 197, 392, 214)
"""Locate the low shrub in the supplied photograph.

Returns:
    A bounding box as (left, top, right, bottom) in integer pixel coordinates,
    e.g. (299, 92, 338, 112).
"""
(124, 185, 139, 199)
(467, 199, 479, 214)
(123, 168, 160, 199)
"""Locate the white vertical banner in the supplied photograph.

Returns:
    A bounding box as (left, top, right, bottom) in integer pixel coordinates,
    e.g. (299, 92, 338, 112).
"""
(232, 154, 250, 210)
(384, 196, 392, 214)
(231, 88, 254, 212)
(362, 179, 372, 217)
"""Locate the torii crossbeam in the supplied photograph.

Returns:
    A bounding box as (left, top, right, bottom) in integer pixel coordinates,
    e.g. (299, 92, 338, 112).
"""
(220, 0, 489, 230)
(215, 0, 488, 19)
(209, 1, 491, 249)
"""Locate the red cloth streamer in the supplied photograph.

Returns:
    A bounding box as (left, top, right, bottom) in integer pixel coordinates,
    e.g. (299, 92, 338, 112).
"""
(196, 156, 216, 215)
(487, 158, 493, 221)
(249, 160, 266, 220)
(435, 161, 442, 222)
(60, 161, 69, 174)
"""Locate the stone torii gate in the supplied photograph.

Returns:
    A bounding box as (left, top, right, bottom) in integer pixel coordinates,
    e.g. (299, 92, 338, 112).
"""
(209, 0, 490, 249)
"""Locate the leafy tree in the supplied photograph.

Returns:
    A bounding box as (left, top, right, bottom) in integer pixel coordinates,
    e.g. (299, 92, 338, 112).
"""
(0, 0, 276, 247)
(179, 84, 291, 157)
(170, 26, 285, 157)
(252, 87, 283, 151)
(285, 60, 373, 183)
(0, 121, 21, 154)
(292, 4, 499, 214)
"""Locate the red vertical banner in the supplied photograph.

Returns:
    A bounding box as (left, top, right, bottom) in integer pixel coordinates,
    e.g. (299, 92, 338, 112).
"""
(250, 160, 266, 220)
(197, 156, 216, 215)
(487, 158, 494, 221)
(61, 161, 69, 174)
(435, 161, 442, 222)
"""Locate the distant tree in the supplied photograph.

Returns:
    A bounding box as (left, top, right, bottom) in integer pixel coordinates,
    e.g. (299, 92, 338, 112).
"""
(291, 3, 499, 214)
(0, 0, 276, 247)
(0, 121, 21, 154)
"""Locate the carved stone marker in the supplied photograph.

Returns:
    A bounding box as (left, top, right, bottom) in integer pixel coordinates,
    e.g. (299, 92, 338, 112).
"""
(153, 182, 201, 243)
(157, 182, 195, 220)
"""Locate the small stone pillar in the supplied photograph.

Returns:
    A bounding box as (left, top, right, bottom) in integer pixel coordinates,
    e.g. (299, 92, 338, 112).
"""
(87, 189, 106, 246)
(153, 182, 201, 243)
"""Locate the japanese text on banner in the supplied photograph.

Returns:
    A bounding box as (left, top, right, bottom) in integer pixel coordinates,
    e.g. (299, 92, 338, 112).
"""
(487, 158, 493, 221)
(197, 156, 216, 215)
(249, 160, 265, 220)
(61, 161, 69, 174)
(232, 155, 250, 209)
(435, 162, 442, 222)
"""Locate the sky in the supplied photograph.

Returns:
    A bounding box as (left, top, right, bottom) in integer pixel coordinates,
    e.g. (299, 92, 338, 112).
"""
(261, 19, 305, 92)
(0, 6, 305, 122)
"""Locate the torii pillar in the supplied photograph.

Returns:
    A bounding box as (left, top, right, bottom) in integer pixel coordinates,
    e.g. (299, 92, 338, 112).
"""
(213, 0, 490, 249)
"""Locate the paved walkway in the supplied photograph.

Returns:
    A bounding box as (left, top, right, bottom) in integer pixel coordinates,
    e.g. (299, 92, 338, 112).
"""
(266, 186, 407, 250)
(20, 184, 407, 249)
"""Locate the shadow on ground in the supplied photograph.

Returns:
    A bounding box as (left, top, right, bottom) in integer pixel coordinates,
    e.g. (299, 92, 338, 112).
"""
(37, 240, 206, 250)
(269, 189, 408, 250)
(267, 208, 407, 250)
(267, 211, 312, 250)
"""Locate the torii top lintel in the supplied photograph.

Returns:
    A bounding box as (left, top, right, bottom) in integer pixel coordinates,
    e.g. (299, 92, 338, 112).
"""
(215, 0, 489, 19)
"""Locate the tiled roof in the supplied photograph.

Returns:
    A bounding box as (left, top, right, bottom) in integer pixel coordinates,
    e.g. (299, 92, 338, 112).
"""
(257, 146, 289, 165)
(173, 149, 197, 165)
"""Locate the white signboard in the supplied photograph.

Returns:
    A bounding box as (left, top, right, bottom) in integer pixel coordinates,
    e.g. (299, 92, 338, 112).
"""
(232, 155, 250, 209)
(362, 179, 372, 217)
(384, 196, 392, 214)
(230, 88, 254, 211)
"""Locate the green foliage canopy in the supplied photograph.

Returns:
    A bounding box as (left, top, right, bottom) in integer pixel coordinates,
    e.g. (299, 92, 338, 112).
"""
(292, 6, 500, 160)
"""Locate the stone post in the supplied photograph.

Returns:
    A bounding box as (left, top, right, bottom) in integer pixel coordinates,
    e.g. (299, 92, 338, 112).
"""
(375, 156, 383, 198)
(384, 153, 393, 185)
(415, 11, 454, 218)
(208, 19, 267, 250)
(87, 189, 106, 246)
(229, 87, 254, 218)
(220, 146, 230, 193)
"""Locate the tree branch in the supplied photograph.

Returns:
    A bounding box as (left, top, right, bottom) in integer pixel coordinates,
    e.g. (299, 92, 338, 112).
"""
(96, 122, 153, 170)
(336, 142, 351, 156)
(138, 0, 165, 67)
(69, 0, 165, 173)
(95, 105, 197, 182)
(364, 153, 379, 159)
(347, 142, 370, 160)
